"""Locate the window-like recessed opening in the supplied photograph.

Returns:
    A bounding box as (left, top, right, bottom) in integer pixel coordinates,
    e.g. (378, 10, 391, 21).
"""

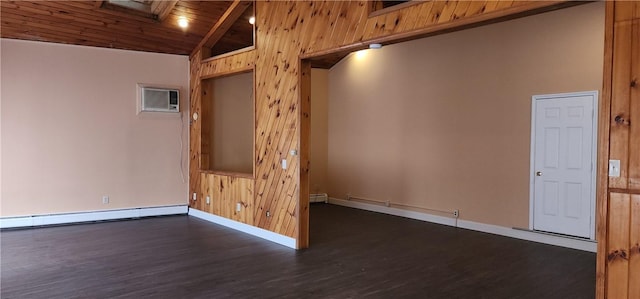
(107, 0, 152, 13)
(200, 71, 254, 176)
(369, 0, 415, 15)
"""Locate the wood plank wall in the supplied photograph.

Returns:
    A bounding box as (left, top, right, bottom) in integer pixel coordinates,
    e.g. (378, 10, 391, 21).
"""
(598, 2, 640, 298)
(188, 0, 585, 249)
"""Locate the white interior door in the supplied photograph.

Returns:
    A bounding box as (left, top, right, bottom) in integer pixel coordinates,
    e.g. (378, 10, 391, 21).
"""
(531, 91, 597, 239)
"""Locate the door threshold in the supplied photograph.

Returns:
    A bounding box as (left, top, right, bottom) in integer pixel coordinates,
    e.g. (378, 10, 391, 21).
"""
(512, 227, 596, 242)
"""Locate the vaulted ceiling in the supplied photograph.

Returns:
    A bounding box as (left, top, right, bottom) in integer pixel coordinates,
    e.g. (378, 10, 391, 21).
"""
(0, 1, 254, 55)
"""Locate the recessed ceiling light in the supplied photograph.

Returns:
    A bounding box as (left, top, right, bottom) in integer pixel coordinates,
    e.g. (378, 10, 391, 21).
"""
(249, 16, 255, 25)
(178, 17, 189, 29)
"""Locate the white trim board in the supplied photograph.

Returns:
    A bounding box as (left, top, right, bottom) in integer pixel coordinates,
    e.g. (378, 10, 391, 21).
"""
(0, 205, 188, 229)
(188, 208, 297, 249)
(328, 198, 596, 252)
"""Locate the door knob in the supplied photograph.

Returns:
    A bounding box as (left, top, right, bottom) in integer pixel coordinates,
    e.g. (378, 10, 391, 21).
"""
(536, 171, 543, 176)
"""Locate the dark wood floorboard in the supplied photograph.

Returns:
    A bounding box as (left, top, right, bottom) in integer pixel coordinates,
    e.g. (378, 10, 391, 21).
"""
(1, 204, 595, 298)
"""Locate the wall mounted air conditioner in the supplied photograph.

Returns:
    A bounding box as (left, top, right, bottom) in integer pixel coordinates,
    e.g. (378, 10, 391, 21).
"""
(137, 84, 180, 113)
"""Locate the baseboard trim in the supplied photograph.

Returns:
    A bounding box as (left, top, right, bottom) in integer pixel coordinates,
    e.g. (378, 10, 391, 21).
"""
(0, 205, 189, 229)
(328, 198, 596, 252)
(187, 208, 297, 249)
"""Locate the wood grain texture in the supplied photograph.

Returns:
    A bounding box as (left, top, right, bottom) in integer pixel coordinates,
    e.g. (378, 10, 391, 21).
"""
(150, 0, 178, 21)
(200, 78, 213, 171)
(628, 20, 640, 190)
(191, 0, 251, 58)
(629, 195, 640, 298)
(596, 2, 614, 297)
(0, 1, 235, 55)
(0, 205, 596, 298)
(599, 3, 640, 298)
(189, 1, 587, 245)
(607, 193, 630, 299)
(609, 16, 633, 190)
(297, 60, 312, 249)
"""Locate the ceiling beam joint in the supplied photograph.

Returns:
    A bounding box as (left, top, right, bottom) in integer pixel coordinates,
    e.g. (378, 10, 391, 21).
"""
(190, 0, 251, 58)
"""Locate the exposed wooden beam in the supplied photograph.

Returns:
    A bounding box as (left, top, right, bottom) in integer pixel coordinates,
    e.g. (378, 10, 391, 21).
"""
(190, 0, 251, 58)
(151, 0, 178, 21)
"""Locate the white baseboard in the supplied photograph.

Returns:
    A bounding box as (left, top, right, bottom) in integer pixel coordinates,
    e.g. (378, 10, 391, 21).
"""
(0, 205, 188, 229)
(188, 208, 297, 249)
(328, 198, 596, 252)
(328, 197, 455, 226)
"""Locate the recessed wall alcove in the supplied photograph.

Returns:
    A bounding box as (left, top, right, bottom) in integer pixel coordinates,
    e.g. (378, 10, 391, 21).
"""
(200, 70, 254, 176)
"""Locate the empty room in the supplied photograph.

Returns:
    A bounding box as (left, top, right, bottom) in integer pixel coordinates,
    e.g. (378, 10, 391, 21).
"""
(1, 1, 638, 298)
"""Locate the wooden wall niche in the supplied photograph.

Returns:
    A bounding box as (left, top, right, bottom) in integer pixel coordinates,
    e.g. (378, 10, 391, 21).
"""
(200, 70, 255, 176)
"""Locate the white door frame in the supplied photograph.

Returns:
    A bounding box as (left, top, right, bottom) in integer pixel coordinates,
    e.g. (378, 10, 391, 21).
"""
(528, 90, 598, 240)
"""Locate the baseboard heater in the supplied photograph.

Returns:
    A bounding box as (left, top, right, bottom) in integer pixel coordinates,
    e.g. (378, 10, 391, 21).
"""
(310, 193, 328, 203)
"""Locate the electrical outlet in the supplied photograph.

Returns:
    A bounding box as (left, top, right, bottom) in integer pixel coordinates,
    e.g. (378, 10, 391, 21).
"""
(453, 210, 459, 218)
(346, 193, 351, 200)
(102, 196, 109, 204)
(236, 203, 242, 212)
(266, 211, 271, 217)
(192, 193, 197, 201)
(281, 159, 287, 169)
(206, 196, 210, 204)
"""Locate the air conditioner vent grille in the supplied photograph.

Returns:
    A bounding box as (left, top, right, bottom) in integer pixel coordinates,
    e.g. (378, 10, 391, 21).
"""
(138, 85, 180, 113)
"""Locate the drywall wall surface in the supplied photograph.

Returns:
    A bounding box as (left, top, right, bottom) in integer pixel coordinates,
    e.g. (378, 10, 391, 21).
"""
(327, 2, 604, 228)
(1, 39, 189, 216)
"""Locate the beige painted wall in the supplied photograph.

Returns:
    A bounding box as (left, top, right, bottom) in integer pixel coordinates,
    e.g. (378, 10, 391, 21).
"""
(1, 39, 189, 217)
(310, 69, 329, 195)
(208, 72, 254, 174)
(326, 3, 604, 228)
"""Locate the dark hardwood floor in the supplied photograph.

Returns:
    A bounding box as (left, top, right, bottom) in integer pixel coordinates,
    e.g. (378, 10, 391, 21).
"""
(1, 204, 595, 298)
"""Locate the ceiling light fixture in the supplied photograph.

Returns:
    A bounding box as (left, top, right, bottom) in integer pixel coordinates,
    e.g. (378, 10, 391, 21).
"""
(249, 16, 256, 25)
(369, 43, 382, 49)
(178, 17, 189, 29)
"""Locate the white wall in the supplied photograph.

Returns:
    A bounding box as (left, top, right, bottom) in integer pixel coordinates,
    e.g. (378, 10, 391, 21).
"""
(1, 39, 189, 216)
(326, 3, 604, 228)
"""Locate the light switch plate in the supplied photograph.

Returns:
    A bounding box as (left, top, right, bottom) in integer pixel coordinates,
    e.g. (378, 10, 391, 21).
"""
(609, 160, 621, 177)
(281, 159, 287, 169)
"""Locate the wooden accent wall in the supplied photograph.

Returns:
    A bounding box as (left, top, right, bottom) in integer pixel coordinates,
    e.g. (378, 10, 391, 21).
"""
(598, 2, 640, 298)
(189, 0, 583, 249)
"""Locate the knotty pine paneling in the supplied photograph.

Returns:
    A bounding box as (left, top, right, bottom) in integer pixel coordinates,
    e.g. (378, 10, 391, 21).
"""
(599, 2, 640, 298)
(609, 17, 633, 190)
(596, 2, 615, 297)
(607, 192, 631, 299)
(628, 20, 640, 190)
(0, 1, 234, 55)
(198, 173, 254, 225)
(189, 1, 582, 248)
(630, 195, 640, 298)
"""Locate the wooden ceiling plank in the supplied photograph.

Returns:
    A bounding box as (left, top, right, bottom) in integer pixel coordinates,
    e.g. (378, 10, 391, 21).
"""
(151, 0, 178, 21)
(37, 1, 213, 34)
(1, 10, 199, 50)
(1, 13, 190, 54)
(1, 2, 202, 43)
(191, 0, 251, 57)
(1, 1, 252, 56)
(1, 19, 187, 54)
